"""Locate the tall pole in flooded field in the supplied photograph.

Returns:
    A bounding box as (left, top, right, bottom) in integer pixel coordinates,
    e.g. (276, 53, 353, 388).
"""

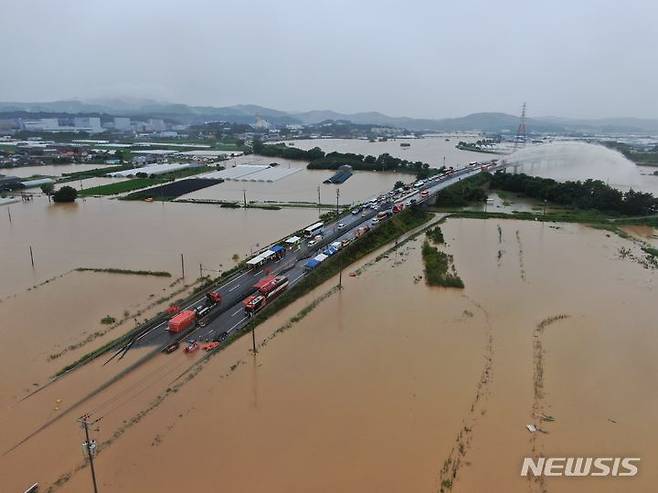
(180, 253, 185, 278)
(335, 188, 340, 216)
(317, 186, 321, 214)
(338, 255, 343, 289)
(242, 189, 247, 208)
(78, 414, 100, 493)
(7, 207, 11, 224)
(29, 246, 34, 268)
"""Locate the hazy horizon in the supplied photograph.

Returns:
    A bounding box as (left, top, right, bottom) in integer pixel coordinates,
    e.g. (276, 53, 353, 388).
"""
(2, 0, 657, 120)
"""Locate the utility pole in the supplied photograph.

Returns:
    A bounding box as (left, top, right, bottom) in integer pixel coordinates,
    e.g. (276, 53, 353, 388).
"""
(242, 189, 247, 208)
(199, 263, 203, 278)
(335, 188, 340, 216)
(7, 207, 11, 224)
(180, 253, 185, 278)
(338, 255, 343, 289)
(78, 414, 100, 493)
(317, 186, 321, 212)
(29, 245, 34, 268)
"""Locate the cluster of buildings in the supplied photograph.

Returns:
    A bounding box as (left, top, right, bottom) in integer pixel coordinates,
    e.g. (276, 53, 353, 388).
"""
(0, 116, 184, 137)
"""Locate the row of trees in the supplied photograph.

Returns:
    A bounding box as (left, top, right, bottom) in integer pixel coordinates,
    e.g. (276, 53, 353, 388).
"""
(252, 140, 441, 179)
(434, 173, 489, 207)
(490, 172, 657, 216)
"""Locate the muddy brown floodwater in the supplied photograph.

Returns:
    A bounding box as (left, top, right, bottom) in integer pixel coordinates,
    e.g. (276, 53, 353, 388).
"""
(2, 216, 656, 492)
(0, 195, 318, 298)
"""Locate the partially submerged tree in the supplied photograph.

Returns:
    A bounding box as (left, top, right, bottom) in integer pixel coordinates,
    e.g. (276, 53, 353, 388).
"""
(53, 185, 78, 203)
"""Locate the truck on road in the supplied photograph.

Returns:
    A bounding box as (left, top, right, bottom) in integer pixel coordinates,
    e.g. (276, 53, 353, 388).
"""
(167, 290, 222, 333)
(242, 275, 289, 314)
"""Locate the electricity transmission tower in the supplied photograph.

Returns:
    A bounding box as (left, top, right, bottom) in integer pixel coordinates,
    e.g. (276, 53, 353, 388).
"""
(513, 102, 528, 151)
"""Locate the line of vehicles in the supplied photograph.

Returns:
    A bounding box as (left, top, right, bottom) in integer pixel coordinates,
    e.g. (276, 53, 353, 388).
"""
(158, 159, 498, 355)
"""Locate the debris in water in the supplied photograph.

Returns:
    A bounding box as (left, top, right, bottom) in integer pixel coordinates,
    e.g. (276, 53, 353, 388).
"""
(526, 424, 537, 433)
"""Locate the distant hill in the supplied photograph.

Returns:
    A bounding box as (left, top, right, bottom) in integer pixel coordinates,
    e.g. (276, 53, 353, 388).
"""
(1, 98, 656, 134)
(0, 99, 299, 125)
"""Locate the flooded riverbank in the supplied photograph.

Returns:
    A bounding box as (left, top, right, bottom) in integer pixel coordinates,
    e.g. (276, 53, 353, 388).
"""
(5, 216, 655, 492)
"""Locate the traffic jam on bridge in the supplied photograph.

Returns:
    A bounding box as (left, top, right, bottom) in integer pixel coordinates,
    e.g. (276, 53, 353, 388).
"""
(118, 159, 501, 359)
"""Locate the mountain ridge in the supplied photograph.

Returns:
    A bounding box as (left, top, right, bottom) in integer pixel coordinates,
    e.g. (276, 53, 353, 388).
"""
(1, 99, 656, 134)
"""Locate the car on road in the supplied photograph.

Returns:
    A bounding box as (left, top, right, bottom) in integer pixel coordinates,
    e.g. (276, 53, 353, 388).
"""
(337, 222, 345, 230)
(351, 208, 361, 215)
(214, 331, 229, 342)
(184, 340, 199, 353)
(307, 239, 317, 247)
(371, 218, 379, 225)
(361, 211, 368, 217)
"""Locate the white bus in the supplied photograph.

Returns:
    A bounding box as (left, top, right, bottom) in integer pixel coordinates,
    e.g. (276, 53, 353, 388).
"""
(303, 221, 324, 237)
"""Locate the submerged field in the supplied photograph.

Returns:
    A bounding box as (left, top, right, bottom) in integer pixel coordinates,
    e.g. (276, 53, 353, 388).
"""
(2, 216, 657, 492)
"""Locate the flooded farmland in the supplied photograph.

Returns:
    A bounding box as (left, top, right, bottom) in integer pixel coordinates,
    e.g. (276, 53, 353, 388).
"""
(0, 195, 318, 298)
(1, 163, 115, 178)
(285, 135, 489, 168)
(181, 136, 492, 205)
(181, 155, 403, 205)
(4, 216, 656, 492)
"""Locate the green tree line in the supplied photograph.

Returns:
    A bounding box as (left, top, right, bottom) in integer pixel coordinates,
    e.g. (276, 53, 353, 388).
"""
(490, 171, 657, 216)
(252, 140, 443, 179)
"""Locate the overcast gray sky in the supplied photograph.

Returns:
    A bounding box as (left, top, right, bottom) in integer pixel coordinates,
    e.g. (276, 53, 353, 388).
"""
(1, 0, 657, 119)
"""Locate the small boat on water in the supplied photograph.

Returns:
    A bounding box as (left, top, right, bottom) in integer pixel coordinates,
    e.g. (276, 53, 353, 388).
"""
(144, 197, 154, 202)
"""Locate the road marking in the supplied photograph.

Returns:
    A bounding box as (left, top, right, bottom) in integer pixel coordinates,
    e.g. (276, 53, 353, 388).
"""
(255, 270, 263, 275)
(228, 284, 241, 292)
(229, 316, 247, 332)
(225, 271, 248, 285)
(231, 308, 243, 317)
(292, 274, 304, 284)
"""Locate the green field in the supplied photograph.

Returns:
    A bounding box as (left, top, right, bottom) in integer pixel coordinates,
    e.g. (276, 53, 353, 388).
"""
(78, 166, 215, 196)
(79, 178, 166, 196)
